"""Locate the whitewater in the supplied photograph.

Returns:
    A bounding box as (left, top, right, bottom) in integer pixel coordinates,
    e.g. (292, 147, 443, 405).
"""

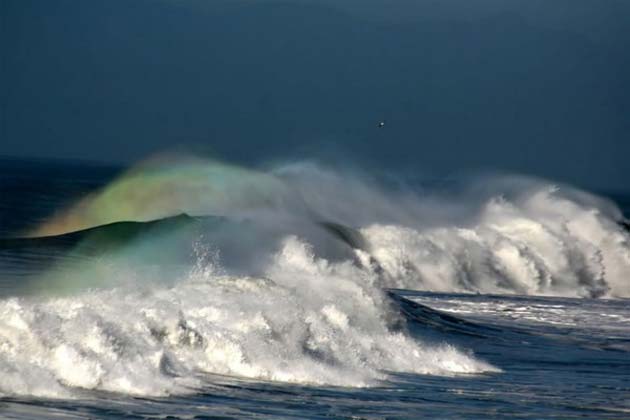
(0, 156, 629, 418)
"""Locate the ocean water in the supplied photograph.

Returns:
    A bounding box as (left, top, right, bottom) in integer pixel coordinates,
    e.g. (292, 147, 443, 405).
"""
(0, 157, 629, 419)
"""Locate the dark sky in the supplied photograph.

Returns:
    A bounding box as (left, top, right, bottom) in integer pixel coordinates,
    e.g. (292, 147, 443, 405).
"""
(1, 0, 629, 189)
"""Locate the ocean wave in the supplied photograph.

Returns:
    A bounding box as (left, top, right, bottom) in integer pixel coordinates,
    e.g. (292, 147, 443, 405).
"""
(0, 236, 497, 398)
(20, 156, 629, 298)
(1, 156, 629, 397)
(361, 186, 630, 298)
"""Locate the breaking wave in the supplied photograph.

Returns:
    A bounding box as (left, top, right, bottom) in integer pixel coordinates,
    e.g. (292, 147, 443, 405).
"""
(0, 236, 497, 398)
(362, 186, 630, 298)
(1, 155, 629, 397)
(23, 156, 629, 298)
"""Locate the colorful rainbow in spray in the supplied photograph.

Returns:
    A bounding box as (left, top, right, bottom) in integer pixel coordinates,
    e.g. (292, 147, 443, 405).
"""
(30, 155, 288, 237)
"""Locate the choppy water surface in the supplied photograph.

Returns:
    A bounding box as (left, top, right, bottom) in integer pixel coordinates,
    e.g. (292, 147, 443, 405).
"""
(0, 157, 629, 419)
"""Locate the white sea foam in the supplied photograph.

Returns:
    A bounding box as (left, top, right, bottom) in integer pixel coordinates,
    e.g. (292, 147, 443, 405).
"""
(3, 159, 629, 397)
(270, 164, 630, 297)
(0, 236, 497, 398)
(27, 157, 630, 297)
(360, 185, 630, 298)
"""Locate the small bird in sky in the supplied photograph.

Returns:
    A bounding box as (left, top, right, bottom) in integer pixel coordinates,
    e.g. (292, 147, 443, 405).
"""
(377, 121, 385, 128)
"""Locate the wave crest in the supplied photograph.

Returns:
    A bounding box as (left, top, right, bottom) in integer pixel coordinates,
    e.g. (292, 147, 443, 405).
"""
(0, 236, 497, 398)
(362, 186, 630, 297)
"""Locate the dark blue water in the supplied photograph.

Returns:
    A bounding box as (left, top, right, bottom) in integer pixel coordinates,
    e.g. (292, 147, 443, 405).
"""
(1, 158, 629, 419)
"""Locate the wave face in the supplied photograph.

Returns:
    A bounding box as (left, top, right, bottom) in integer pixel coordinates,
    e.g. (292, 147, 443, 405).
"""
(1, 156, 629, 398)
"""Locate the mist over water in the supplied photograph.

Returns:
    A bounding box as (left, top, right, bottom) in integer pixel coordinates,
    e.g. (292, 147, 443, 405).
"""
(3, 0, 629, 416)
(28, 155, 630, 298)
(0, 156, 629, 417)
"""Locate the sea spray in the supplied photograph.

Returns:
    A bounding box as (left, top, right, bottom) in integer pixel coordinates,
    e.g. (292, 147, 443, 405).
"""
(361, 185, 630, 297)
(25, 155, 630, 298)
(2, 155, 629, 401)
(0, 235, 498, 398)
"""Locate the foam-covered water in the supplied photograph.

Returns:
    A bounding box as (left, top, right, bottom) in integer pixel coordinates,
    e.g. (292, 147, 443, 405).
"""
(0, 235, 497, 399)
(0, 157, 629, 418)
(19, 156, 630, 299)
(361, 186, 630, 298)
